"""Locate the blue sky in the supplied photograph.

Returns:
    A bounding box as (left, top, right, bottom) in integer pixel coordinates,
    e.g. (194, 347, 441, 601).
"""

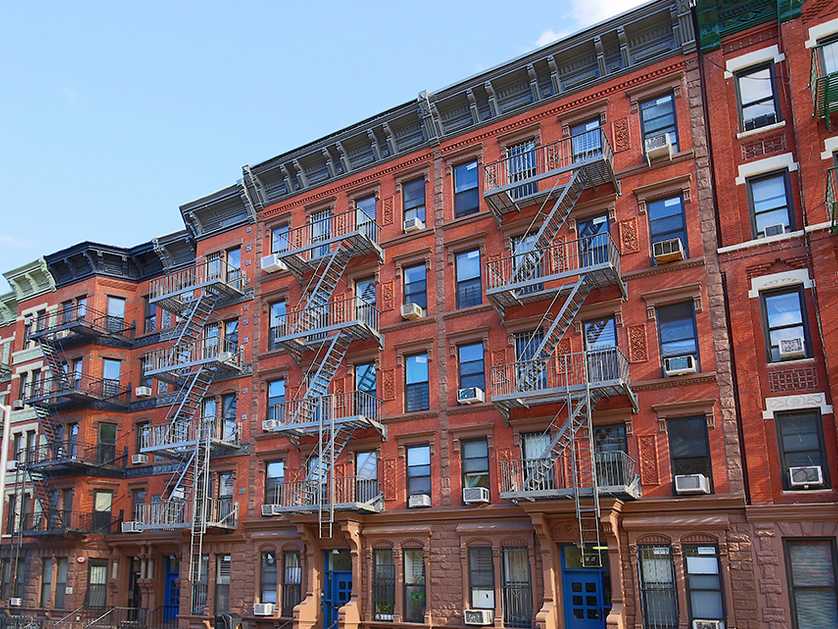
(0, 0, 643, 291)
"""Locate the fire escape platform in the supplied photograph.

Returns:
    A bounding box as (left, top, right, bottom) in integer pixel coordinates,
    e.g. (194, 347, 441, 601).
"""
(277, 227, 384, 279)
(492, 378, 636, 410)
(22, 379, 131, 411)
(263, 413, 385, 439)
(499, 480, 641, 502)
(121, 500, 238, 533)
(149, 278, 245, 309)
(273, 320, 383, 355)
(29, 318, 134, 348)
(143, 350, 244, 381)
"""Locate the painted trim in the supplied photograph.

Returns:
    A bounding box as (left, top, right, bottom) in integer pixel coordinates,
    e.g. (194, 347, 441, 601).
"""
(736, 120, 785, 140)
(717, 229, 803, 254)
(724, 45, 785, 78)
(821, 137, 838, 160)
(806, 18, 838, 48)
(762, 393, 833, 419)
(748, 269, 814, 298)
(735, 152, 798, 185)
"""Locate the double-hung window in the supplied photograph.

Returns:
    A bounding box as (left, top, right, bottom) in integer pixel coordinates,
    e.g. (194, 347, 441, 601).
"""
(215, 554, 231, 615)
(458, 342, 485, 391)
(403, 549, 426, 622)
(269, 300, 286, 350)
(737, 64, 779, 131)
(656, 301, 699, 372)
(762, 288, 809, 362)
(455, 249, 482, 308)
(86, 560, 108, 608)
(506, 140, 537, 199)
(749, 171, 792, 237)
(265, 461, 284, 505)
(406, 445, 431, 499)
(143, 297, 156, 333)
(271, 224, 289, 254)
(267, 379, 286, 422)
(468, 547, 495, 609)
(667, 416, 712, 489)
(372, 549, 396, 621)
(776, 411, 829, 490)
(106, 296, 126, 332)
(41, 557, 53, 608)
(260, 551, 277, 604)
(684, 545, 725, 625)
(785, 539, 838, 628)
(648, 195, 688, 258)
(403, 263, 427, 310)
(637, 545, 678, 629)
(403, 177, 426, 224)
(282, 551, 302, 617)
(462, 438, 490, 492)
(640, 92, 679, 152)
(405, 353, 429, 412)
(571, 118, 602, 161)
(454, 160, 479, 217)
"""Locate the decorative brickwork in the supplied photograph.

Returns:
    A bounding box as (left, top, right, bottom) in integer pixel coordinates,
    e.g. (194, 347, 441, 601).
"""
(768, 366, 818, 392)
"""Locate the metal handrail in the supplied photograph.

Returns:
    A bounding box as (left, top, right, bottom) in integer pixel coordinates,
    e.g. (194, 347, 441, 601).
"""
(264, 477, 380, 508)
(141, 417, 239, 450)
(486, 234, 621, 291)
(129, 498, 238, 528)
(31, 304, 134, 339)
(149, 255, 247, 301)
(266, 390, 381, 425)
(490, 348, 630, 397)
(21, 440, 123, 468)
(499, 450, 637, 494)
(20, 373, 130, 405)
(827, 167, 838, 233)
(142, 338, 243, 374)
(483, 130, 612, 194)
(272, 295, 380, 338)
(281, 209, 380, 255)
(19, 510, 119, 535)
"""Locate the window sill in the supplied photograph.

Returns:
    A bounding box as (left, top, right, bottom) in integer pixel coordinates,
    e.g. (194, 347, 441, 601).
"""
(379, 228, 434, 248)
(767, 357, 816, 367)
(442, 210, 493, 231)
(736, 120, 785, 140)
(382, 410, 436, 423)
(442, 303, 493, 321)
(615, 149, 695, 179)
(379, 316, 435, 334)
(718, 229, 804, 254)
(632, 371, 716, 391)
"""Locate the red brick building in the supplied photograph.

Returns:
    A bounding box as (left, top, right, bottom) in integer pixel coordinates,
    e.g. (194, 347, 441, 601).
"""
(0, 2, 836, 629)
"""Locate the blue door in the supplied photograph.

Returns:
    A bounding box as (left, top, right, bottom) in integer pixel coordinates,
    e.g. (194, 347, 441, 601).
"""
(322, 550, 352, 629)
(163, 557, 180, 623)
(561, 545, 608, 629)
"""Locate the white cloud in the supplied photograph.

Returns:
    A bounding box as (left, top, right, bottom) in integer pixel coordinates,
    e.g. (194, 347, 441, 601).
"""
(532, 0, 648, 50)
(0, 234, 31, 249)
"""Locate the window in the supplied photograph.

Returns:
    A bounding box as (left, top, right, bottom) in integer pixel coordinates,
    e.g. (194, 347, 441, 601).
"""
(269, 300, 287, 350)
(41, 557, 53, 608)
(267, 379, 286, 421)
(0, 558, 25, 600)
(372, 549, 396, 621)
(224, 319, 239, 352)
(106, 296, 126, 332)
(522, 432, 553, 490)
(637, 545, 678, 629)
(355, 277, 376, 325)
(355, 362, 376, 417)
(143, 297, 156, 333)
(502, 548, 531, 628)
(102, 358, 122, 396)
(656, 301, 699, 369)
(737, 64, 779, 131)
(282, 551, 302, 617)
(356, 194, 376, 227)
(355, 450, 378, 501)
(762, 288, 809, 362)
(454, 160, 479, 217)
(217, 472, 235, 519)
(55, 558, 68, 609)
(667, 416, 712, 488)
(457, 342, 485, 391)
(260, 552, 277, 604)
(135, 422, 149, 454)
(594, 424, 629, 487)
(271, 224, 290, 254)
(584, 316, 618, 381)
(403, 549, 426, 622)
(215, 554, 231, 615)
(225, 247, 241, 284)
(571, 118, 602, 160)
(506, 140, 537, 199)
(683, 545, 725, 625)
(468, 547, 495, 609)
(24, 430, 35, 465)
(86, 560, 108, 608)
(6, 494, 16, 534)
(131, 489, 146, 520)
(640, 92, 679, 152)
(12, 433, 22, 464)
(265, 460, 284, 504)
(648, 195, 687, 256)
(309, 209, 332, 258)
(139, 358, 152, 388)
(93, 490, 113, 530)
(403, 177, 426, 224)
(777, 411, 828, 490)
(97, 423, 117, 465)
(785, 539, 838, 629)
(405, 353, 429, 412)
(403, 263, 427, 310)
(749, 172, 792, 237)
(820, 37, 838, 75)
(221, 393, 237, 442)
(462, 438, 489, 492)
(18, 372, 28, 403)
(406, 444, 431, 499)
(192, 555, 209, 614)
(455, 249, 482, 308)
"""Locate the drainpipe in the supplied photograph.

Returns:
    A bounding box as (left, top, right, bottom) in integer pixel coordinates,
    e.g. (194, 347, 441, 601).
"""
(0, 403, 10, 530)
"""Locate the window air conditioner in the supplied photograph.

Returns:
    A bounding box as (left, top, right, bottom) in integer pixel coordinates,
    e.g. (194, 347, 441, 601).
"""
(9, 598, 21, 607)
(464, 609, 494, 626)
(131, 454, 148, 465)
(253, 603, 275, 616)
(260, 254, 287, 273)
(401, 303, 425, 320)
(762, 224, 786, 238)
(457, 387, 485, 405)
(11, 400, 24, 410)
(789, 465, 824, 488)
(262, 419, 278, 432)
(7, 460, 17, 472)
(408, 494, 431, 508)
(135, 386, 152, 398)
(778, 337, 805, 360)
(674, 474, 711, 495)
(121, 521, 144, 534)
(652, 238, 685, 264)
(261, 505, 278, 517)
(463, 487, 490, 504)
(663, 355, 697, 376)
(644, 132, 674, 164)
(403, 217, 425, 233)
(692, 620, 723, 629)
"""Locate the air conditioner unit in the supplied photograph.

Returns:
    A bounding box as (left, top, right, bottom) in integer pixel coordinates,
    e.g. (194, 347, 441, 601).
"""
(652, 238, 685, 264)
(131, 454, 148, 465)
(692, 620, 723, 629)
(663, 355, 697, 376)
(778, 337, 806, 360)
(457, 387, 485, 405)
(262, 419, 278, 432)
(217, 351, 233, 362)
(463, 487, 490, 504)
(464, 609, 494, 626)
(11, 400, 23, 410)
(121, 521, 144, 534)
(8, 598, 21, 608)
(401, 303, 425, 320)
(135, 386, 152, 398)
(408, 494, 431, 508)
(403, 217, 425, 233)
(260, 254, 287, 273)
(261, 504, 278, 517)
(789, 465, 824, 488)
(7, 460, 17, 472)
(762, 223, 786, 238)
(674, 474, 711, 495)
(253, 603, 275, 617)
(644, 132, 674, 164)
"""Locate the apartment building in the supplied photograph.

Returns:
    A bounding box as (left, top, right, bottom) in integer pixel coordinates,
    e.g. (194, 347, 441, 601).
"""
(0, 1, 836, 629)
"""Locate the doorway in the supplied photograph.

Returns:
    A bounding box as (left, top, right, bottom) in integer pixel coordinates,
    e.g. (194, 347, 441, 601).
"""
(561, 544, 610, 629)
(163, 556, 180, 625)
(322, 549, 352, 629)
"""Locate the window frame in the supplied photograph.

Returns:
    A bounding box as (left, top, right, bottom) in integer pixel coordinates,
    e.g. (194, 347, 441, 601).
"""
(775, 410, 830, 490)
(784, 538, 838, 629)
(372, 548, 396, 621)
(468, 546, 496, 610)
(461, 438, 490, 494)
(402, 548, 426, 623)
(746, 170, 794, 238)
(647, 194, 688, 259)
(270, 223, 290, 255)
(260, 551, 278, 604)
(735, 62, 780, 132)
(453, 159, 480, 218)
(639, 91, 680, 153)
(404, 352, 430, 413)
(402, 177, 426, 224)
(406, 444, 431, 499)
(457, 342, 485, 391)
(455, 248, 482, 309)
(760, 286, 811, 363)
(403, 263, 428, 310)
(265, 460, 285, 504)
(667, 415, 713, 494)
(656, 300, 700, 373)
(683, 544, 726, 625)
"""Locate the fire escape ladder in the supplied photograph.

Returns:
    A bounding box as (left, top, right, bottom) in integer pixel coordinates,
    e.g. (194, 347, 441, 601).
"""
(188, 416, 213, 614)
(572, 367, 603, 568)
(294, 245, 352, 336)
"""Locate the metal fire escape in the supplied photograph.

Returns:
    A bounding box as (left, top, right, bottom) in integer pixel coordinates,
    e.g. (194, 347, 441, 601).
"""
(127, 257, 246, 614)
(484, 129, 636, 567)
(263, 208, 385, 537)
